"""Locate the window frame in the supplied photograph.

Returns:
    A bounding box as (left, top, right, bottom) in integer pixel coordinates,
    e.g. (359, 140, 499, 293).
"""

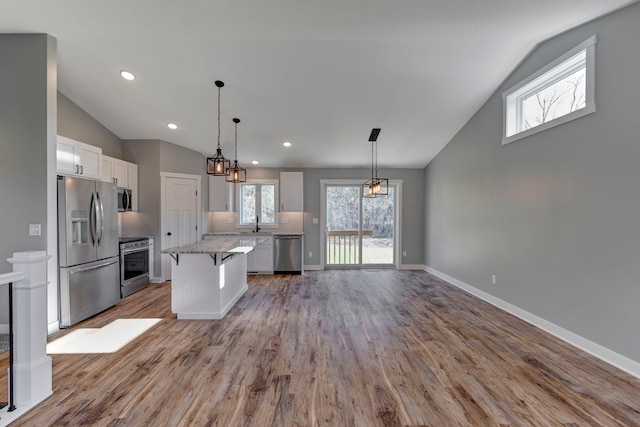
(502, 35, 597, 145)
(236, 179, 279, 228)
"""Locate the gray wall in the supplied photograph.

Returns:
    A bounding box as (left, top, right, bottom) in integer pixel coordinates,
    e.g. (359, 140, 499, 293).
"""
(0, 34, 56, 325)
(121, 139, 208, 276)
(246, 167, 425, 266)
(424, 3, 640, 363)
(58, 92, 122, 157)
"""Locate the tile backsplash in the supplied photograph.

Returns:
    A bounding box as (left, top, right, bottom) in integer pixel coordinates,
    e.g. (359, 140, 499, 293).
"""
(208, 211, 303, 234)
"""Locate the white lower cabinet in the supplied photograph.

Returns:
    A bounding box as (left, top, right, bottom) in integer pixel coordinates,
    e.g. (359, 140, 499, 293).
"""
(203, 234, 274, 274)
(247, 237, 274, 274)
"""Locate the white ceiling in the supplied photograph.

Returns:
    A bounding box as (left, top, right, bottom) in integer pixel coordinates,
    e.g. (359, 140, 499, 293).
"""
(1, 0, 636, 168)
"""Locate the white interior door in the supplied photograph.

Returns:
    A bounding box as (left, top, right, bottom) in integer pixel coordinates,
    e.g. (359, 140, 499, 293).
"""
(161, 174, 200, 280)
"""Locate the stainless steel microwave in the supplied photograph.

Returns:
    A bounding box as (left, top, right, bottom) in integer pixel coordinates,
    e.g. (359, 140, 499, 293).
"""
(117, 187, 132, 212)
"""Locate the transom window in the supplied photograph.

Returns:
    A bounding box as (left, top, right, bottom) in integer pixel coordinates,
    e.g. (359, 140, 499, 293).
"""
(503, 35, 596, 145)
(238, 180, 278, 226)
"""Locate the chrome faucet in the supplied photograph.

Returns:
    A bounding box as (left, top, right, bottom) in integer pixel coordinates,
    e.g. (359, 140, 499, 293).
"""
(255, 215, 261, 233)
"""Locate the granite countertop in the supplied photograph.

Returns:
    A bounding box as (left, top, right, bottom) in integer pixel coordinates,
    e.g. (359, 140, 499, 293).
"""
(203, 232, 304, 236)
(162, 236, 270, 254)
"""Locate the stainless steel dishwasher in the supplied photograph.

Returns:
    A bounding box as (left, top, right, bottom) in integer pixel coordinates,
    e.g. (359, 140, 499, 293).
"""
(274, 235, 302, 274)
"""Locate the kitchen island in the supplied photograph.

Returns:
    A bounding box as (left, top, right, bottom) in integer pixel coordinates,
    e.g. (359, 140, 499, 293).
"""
(162, 236, 269, 319)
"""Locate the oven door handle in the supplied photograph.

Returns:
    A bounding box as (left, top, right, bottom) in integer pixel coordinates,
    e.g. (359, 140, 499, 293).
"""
(121, 246, 149, 255)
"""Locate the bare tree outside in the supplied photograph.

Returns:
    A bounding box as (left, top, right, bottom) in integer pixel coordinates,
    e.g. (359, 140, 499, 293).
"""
(523, 67, 586, 130)
(325, 185, 395, 265)
(240, 183, 276, 224)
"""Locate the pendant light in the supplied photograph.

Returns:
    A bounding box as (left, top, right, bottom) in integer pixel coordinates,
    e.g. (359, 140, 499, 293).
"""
(363, 128, 388, 198)
(226, 118, 247, 183)
(206, 80, 231, 176)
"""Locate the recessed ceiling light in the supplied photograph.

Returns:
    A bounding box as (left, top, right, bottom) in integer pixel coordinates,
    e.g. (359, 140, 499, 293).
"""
(251, 160, 259, 165)
(120, 70, 135, 81)
(283, 141, 292, 148)
(167, 123, 178, 130)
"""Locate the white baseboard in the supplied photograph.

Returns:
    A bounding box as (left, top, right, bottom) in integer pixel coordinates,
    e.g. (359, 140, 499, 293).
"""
(2, 322, 59, 336)
(47, 321, 60, 336)
(425, 266, 640, 380)
(399, 264, 425, 270)
(149, 276, 164, 284)
(304, 265, 425, 271)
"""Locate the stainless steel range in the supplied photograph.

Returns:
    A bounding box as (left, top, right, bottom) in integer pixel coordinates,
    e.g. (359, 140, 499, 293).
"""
(119, 237, 150, 297)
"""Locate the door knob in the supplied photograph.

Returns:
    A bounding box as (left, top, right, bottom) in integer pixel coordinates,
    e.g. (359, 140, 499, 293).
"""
(167, 232, 172, 236)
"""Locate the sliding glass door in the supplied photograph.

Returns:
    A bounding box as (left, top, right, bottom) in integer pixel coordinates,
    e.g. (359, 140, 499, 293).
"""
(362, 186, 395, 265)
(324, 183, 396, 267)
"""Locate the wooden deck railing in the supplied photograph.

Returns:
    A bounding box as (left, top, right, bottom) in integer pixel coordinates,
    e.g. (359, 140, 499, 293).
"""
(326, 230, 373, 264)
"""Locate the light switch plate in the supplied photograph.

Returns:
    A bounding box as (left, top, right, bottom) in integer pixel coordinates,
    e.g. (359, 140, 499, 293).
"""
(312, 218, 319, 224)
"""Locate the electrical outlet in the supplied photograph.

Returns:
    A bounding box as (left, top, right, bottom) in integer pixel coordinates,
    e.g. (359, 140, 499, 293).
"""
(491, 274, 496, 285)
(308, 252, 313, 258)
(402, 251, 407, 257)
(29, 223, 41, 236)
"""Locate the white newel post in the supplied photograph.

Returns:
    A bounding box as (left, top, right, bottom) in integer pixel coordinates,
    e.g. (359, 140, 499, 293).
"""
(7, 250, 53, 406)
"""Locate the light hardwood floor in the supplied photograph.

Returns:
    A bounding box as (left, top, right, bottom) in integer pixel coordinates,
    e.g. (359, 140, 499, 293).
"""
(2, 270, 640, 426)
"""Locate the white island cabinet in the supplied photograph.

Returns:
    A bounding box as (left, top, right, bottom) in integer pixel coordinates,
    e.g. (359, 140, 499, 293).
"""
(162, 236, 268, 319)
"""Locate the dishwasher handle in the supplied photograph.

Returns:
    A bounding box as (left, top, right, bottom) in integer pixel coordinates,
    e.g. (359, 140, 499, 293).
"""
(274, 236, 301, 240)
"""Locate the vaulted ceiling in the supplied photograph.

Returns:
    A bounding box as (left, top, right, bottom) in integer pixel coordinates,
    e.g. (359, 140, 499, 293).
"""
(1, 0, 636, 168)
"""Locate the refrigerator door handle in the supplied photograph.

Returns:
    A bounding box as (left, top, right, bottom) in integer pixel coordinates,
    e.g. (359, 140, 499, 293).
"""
(96, 192, 105, 245)
(89, 192, 97, 244)
(70, 259, 119, 274)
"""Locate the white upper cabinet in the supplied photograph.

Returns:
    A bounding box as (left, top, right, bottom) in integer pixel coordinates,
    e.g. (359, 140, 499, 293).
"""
(279, 172, 303, 212)
(101, 156, 115, 183)
(128, 163, 138, 211)
(113, 160, 128, 188)
(208, 176, 233, 211)
(101, 155, 139, 211)
(57, 135, 102, 180)
(102, 155, 131, 188)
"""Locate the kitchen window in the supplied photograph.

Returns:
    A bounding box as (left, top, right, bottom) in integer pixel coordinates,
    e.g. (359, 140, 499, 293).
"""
(238, 180, 278, 226)
(502, 35, 596, 145)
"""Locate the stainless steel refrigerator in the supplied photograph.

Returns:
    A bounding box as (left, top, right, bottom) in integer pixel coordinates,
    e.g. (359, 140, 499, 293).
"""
(58, 176, 120, 328)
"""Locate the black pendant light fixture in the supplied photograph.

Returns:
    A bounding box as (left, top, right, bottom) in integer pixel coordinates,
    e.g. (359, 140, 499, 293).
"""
(363, 128, 388, 198)
(206, 80, 231, 176)
(226, 118, 247, 183)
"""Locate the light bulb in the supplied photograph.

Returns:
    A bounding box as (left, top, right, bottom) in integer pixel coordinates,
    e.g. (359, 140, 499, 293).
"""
(120, 70, 135, 81)
(216, 163, 222, 172)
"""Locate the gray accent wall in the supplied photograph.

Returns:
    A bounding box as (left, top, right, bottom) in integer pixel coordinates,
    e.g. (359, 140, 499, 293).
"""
(245, 167, 425, 266)
(58, 92, 122, 157)
(0, 34, 56, 325)
(424, 3, 640, 363)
